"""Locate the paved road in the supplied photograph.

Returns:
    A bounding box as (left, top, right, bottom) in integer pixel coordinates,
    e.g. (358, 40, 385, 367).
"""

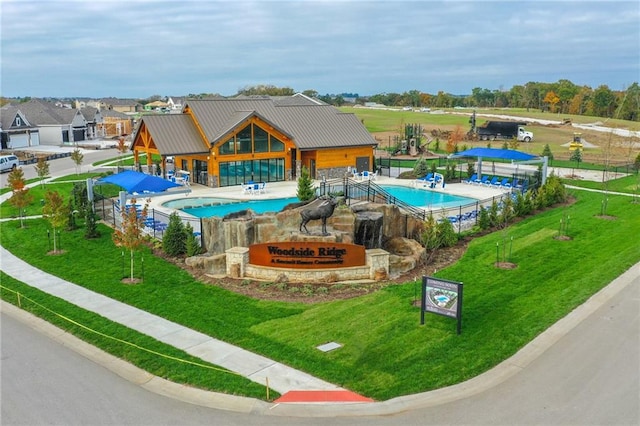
(0, 147, 119, 188)
(2, 264, 637, 425)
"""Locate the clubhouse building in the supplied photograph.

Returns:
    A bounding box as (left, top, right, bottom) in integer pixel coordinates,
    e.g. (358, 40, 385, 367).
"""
(130, 94, 378, 187)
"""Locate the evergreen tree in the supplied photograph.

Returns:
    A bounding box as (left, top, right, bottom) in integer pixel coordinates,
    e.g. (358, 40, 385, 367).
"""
(541, 144, 554, 162)
(184, 223, 201, 257)
(296, 166, 315, 201)
(163, 212, 186, 256)
(84, 207, 100, 239)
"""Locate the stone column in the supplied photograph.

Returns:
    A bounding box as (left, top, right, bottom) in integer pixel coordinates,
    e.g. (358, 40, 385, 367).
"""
(226, 247, 249, 278)
(366, 248, 389, 280)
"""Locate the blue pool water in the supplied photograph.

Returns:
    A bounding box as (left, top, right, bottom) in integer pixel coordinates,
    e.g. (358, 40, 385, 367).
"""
(167, 185, 477, 218)
(380, 185, 477, 208)
(174, 197, 300, 218)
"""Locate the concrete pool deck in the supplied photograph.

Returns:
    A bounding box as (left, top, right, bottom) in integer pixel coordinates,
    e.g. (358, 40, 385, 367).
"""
(144, 176, 507, 216)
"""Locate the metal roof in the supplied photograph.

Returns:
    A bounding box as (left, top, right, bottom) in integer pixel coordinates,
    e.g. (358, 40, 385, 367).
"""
(185, 97, 377, 150)
(137, 114, 209, 155)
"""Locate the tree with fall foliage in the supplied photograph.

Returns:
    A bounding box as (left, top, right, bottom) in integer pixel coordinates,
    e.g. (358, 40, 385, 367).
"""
(543, 90, 560, 112)
(70, 148, 84, 175)
(446, 125, 464, 154)
(112, 199, 147, 281)
(42, 190, 69, 253)
(7, 167, 33, 228)
(34, 156, 50, 189)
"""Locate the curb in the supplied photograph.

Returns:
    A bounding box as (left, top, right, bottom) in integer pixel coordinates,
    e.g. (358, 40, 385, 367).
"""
(3, 259, 637, 417)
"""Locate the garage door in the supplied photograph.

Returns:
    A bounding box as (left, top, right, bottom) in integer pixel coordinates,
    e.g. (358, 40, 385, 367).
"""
(73, 129, 85, 142)
(9, 134, 28, 148)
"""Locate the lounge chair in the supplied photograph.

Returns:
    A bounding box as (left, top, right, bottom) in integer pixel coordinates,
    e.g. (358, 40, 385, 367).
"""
(475, 175, 490, 185)
(465, 174, 477, 184)
(258, 182, 267, 194)
(500, 178, 512, 188)
(485, 176, 499, 186)
(492, 177, 506, 187)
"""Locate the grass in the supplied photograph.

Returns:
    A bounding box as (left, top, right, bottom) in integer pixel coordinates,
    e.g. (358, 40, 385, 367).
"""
(0, 273, 275, 400)
(0, 175, 121, 219)
(341, 106, 639, 164)
(560, 173, 640, 194)
(1, 187, 639, 401)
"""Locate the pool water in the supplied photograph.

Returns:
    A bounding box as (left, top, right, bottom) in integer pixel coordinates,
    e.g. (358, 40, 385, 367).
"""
(178, 197, 300, 218)
(167, 185, 477, 218)
(381, 185, 477, 208)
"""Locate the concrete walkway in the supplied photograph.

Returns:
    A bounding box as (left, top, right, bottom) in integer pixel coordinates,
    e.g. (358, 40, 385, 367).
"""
(0, 246, 340, 395)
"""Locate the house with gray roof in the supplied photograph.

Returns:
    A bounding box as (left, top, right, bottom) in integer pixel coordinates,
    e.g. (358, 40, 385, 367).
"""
(131, 93, 378, 187)
(13, 99, 88, 145)
(0, 105, 41, 150)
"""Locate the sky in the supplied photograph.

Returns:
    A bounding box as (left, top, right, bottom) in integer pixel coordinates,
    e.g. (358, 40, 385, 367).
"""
(2, 0, 639, 99)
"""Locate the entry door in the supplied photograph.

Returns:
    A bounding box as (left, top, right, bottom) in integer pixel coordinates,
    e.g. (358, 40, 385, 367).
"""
(355, 156, 370, 172)
(309, 159, 316, 179)
(290, 148, 297, 179)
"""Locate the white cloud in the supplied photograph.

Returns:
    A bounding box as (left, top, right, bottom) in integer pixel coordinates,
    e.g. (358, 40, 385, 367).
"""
(1, 0, 638, 98)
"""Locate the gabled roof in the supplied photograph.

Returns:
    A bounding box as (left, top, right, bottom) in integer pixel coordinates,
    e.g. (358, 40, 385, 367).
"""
(15, 99, 79, 126)
(136, 114, 208, 155)
(185, 97, 377, 150)
(100, 109, 130, 119)
(81, 106, 99, 121)
(101, 97, 140, 107)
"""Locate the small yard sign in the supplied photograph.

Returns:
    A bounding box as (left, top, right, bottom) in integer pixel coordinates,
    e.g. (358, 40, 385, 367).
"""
(421, 276, 463, 334)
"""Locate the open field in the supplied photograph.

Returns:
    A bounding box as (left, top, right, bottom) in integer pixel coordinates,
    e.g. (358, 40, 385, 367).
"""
(341, 107, 640, 165)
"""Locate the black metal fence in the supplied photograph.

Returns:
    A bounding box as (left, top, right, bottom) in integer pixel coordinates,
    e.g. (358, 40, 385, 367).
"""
(94, 197, 203, 245)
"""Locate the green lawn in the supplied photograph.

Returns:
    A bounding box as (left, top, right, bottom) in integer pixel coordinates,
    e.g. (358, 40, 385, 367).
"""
(561, 173, 640, 194)
(2, 188, 639, 401)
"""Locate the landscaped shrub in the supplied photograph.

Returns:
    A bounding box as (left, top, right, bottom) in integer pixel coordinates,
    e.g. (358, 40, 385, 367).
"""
(478, 206, 490, 230)
(163, 212, 186, 256)
(413, 158, 429, 178)
(296, 166, 315, 201)
(184, 223, 201, 257)
(436, 218, 458, 247)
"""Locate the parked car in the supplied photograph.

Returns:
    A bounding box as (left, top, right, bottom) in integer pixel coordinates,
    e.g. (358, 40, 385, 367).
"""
(0, 155, 19, 172)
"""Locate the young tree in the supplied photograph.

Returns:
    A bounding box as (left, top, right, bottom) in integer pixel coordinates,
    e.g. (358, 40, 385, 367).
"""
(42, 190, 70, 253)
(184, 223, 201, 257)
(70, 148, 84, 175)
(34, 156, 50, 188)
(296, 166, 315, 201)
(112, 199, 147, 281)
(116, 136, 128, 168)
(84, 206, 100, 239)
(7, 167, 33, 228)
(541, 144, 554, 163)
(570, 147, 583, 174)
(163, 212, 186, 256)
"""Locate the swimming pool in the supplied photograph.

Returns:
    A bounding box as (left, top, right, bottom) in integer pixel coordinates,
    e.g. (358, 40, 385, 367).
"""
(166, 185, 477, 218)
(168, 197, 300, 218)
(380, 185, 477, 208)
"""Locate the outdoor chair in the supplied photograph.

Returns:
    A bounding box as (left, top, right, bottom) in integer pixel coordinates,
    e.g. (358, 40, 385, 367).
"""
(465, 174, 477, 184)
(485, 176, 499, 186)
(499, 178, 511, 188)
(492, 177, 504, 187)
(475, 175, 490, 185)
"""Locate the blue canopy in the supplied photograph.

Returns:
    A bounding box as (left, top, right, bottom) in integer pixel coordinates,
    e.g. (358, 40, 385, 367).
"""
(98, 170, 181, 194)
(450, 148, 537, 161)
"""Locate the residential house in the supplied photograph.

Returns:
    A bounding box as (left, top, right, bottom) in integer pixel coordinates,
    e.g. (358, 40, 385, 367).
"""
(0, 105, 41, 149)
(131, 93, 378, 187)
(81, 106, 105, 139)
(100, 109, 134, 137)
(167, 96, 184, 113)
(100, 98, 142, 114)
(17, 99, 88, 145)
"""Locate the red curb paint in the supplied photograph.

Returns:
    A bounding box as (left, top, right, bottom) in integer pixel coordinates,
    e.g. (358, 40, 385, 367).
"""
(275, 390, 374, 403)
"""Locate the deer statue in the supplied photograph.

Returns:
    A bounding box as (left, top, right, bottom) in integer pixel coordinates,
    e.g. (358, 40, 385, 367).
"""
(299, 196, 338, 236)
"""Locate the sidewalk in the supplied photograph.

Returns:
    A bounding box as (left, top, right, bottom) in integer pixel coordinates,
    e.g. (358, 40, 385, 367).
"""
(0, 246, 346, 397)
